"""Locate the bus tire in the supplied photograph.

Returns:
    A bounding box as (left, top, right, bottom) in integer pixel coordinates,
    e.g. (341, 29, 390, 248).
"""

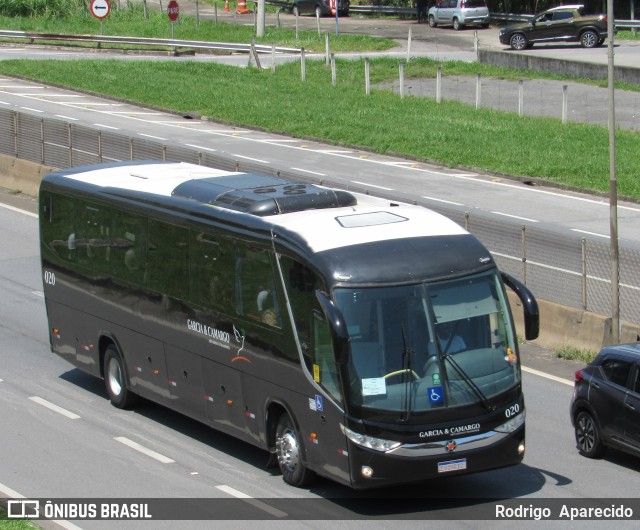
(104, 345, 137, 409)
(275, 413, 315, 487)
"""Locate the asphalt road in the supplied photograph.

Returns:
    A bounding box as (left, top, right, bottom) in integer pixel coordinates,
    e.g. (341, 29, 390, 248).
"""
(2, 198, 640, 529)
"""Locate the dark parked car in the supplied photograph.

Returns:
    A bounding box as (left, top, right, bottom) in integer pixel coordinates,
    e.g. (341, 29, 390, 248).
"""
(290, 0, 349, 17)
(570, 343, 640, 459)
(499, 5, 612, 50)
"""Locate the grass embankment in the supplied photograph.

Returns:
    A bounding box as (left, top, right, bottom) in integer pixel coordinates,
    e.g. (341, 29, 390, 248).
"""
(0, 3, 638, 198)
(0, 506, 38, 529)
(0, 56, 638, 199)
(0, 2, 395, 53)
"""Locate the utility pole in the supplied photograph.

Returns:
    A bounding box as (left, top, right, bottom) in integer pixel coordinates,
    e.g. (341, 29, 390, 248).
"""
(607, 0, 619, 343)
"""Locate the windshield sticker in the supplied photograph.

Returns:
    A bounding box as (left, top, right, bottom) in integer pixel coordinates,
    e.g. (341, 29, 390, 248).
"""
(428, 386, 444, 404)
(432, 373, 441, 385)
(313, 363, 320, 383)
(362, 377, 386, 396)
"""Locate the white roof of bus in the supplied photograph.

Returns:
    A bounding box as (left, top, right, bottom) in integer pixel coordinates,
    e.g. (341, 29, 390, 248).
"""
(61, 161, 467, 253)
(63, 161, 242, 196)
(266, 197, 466, 253)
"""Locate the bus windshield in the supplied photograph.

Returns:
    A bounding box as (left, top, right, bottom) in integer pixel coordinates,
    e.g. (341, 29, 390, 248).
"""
(334, 271, 519, 414)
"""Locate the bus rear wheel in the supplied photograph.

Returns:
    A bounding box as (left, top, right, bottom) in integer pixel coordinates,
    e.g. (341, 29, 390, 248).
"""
(275, 414, 315, 487)
(104, 345, 137, 409)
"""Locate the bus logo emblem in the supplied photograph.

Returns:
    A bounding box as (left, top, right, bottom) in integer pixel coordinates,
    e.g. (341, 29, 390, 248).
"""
(445, 440, 457, 452)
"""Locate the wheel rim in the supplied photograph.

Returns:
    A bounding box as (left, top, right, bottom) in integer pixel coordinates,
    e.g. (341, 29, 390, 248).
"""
(576, 414, 595, 453)
(582, 33, 596, 47)
(107, 357, 123, 397)
(511, 35, 526, 50)
(276, 428, 300, 474)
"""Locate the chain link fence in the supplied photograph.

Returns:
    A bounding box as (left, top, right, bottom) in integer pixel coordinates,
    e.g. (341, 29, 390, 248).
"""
(3, 106, 640, 327)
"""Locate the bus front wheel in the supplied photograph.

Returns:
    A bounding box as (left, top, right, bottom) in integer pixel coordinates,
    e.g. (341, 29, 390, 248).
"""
(104, 345, 137, 409)
(275, 414, 315, 487)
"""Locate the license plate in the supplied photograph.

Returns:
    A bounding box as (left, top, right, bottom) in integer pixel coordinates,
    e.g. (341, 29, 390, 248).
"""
(437, 458, 467, 473)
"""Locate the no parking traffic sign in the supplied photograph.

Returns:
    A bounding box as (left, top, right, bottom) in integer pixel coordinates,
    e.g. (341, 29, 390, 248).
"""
(90, 0, 111, 19)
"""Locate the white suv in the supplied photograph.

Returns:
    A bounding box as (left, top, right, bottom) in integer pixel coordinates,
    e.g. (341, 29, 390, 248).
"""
(428, 0, 490, 30)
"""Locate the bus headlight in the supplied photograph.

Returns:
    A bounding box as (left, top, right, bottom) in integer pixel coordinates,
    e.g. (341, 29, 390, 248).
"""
(340, 424, 401, 452)
(494, 411, 526, 433)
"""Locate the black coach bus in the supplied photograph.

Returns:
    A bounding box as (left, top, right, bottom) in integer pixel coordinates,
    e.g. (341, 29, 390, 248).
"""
(39, 160, 539, 489)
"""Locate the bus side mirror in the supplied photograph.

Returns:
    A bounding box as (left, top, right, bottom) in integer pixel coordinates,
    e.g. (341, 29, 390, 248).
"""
(501, 272, 540, 341)
(315, 290, 350, 365)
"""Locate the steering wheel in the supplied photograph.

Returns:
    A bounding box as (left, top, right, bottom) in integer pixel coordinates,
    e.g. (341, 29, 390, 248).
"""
(383, 369, 420, 380)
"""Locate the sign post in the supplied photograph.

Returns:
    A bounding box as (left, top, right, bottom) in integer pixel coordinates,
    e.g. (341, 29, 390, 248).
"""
(167, 0, 180, 41)
(90, 0, 111, 35)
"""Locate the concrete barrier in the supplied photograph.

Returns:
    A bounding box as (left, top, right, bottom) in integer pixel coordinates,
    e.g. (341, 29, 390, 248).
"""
(4, 155, 640, 355)
(478, 50, 640, 86)
(509, 292, 640, 353)
(0, 154, 55, 197)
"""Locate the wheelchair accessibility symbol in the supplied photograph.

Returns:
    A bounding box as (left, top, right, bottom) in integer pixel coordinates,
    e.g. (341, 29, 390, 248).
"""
(428, 386, 444, 404)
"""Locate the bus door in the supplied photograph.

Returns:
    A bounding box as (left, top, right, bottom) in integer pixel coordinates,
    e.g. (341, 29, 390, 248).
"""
(281, 257, 351, 484)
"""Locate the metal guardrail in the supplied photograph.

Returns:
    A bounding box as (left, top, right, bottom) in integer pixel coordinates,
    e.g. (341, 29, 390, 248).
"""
(0, 30, 302, 55)
(491, 13, 639, 29)
(348, 5, 416, 15)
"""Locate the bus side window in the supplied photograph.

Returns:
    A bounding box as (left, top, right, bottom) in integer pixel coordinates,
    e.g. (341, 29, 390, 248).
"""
(235, 248, 282, 328)
(76, 203, 108, 273)
(282, 256, 342, 402)
(110, 213, 148, 286)
(189, 231, 233, 311)
(148, 221, 188, 300)
(312, 310, 342, 404)
(42, 193, 77, 263)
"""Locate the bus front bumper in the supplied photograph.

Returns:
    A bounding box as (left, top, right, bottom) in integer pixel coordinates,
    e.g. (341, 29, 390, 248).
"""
(346, 426, 525, 489)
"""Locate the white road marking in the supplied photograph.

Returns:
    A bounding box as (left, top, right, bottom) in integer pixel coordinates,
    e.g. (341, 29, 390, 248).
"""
(29, 396, 81, 420)
(215, 485, 287, 518)
(19, 106, 43, 113)
(138, 133, 168, 141)
(94, 123, 119, 130)
(185, 143, 217, 152)
(422, 196, 464, 206)
(571, 228, 609, 238)
(352, 180, 393, 191)
(55, 115, 79, 121)
(522, 366, 574, 387)
(0, 482, 84, 530)
(114, 436, 175, 464)
(291, 167, 326, 176)
(232, 154, 269, 164)
(0, 202, 38, 218)
(491, 211, 539, 223)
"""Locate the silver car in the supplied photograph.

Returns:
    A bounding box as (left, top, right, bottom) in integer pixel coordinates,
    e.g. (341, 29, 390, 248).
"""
(428, 0, 490, 30)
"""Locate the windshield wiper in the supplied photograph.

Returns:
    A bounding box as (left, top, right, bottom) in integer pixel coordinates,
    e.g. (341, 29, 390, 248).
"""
(398, 327, 414, 423)
(439, 350, 496, 412)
